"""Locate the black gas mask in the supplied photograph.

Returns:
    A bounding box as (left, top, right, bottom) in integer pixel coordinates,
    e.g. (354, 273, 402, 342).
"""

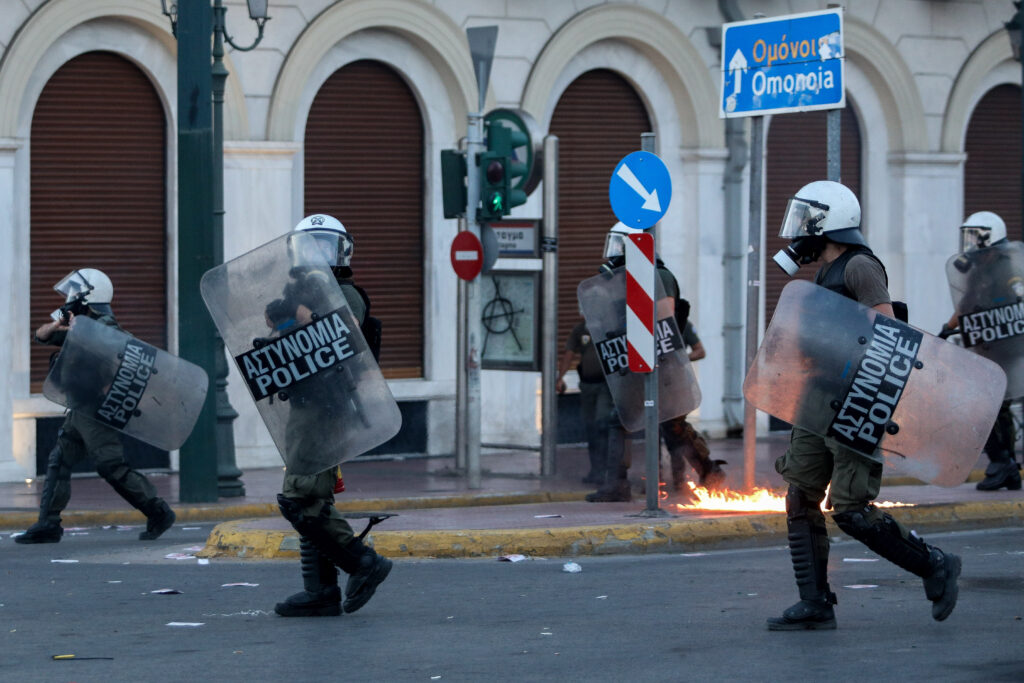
(772, 235, 826, 275)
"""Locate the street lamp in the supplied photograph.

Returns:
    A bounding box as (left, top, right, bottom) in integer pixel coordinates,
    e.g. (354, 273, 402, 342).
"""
(1007, 1, 1024, 238)
(161, 0, 272, 498)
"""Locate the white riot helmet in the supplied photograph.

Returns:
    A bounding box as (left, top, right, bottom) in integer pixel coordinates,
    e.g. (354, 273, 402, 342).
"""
(51, 268, 113, 321)
(959, 211, 1007, 253)
(603, 222, 645, 260)
(773, 180, 866, 275)
(54, 268, 113, 304)
(291, 214, 353, 269)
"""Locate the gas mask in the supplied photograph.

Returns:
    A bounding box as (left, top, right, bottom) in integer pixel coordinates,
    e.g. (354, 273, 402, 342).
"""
(772, 236, 826, 276)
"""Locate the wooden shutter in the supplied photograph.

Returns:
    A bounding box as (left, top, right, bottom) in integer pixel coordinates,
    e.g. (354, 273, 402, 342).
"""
(763, 108, 862, 323)
(549, 69, 652, 349)
(30, 51, 167, 392)
(965, 84, 1022, 241)
(304, 60, 424, 378)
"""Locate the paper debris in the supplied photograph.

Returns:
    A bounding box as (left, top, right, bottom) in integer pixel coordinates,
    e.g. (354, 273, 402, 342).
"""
(533, 514, 562, 518)
(197, 559, 209, 565)
(562, 562, 582, 573)
(51, 559, 79, 564)
(221, 583, 259, 588)
(843, 558, 879, 563)
(164, 553, 195, 561)
(182, 527, 202, 531)
(843, 584, 878, 590)
(106, 580, 122, 584)
(166, 622, 204, 627)
(499, 554, 527, 562)
(596, 595, 608, 600)
(151, 588, 182, 595)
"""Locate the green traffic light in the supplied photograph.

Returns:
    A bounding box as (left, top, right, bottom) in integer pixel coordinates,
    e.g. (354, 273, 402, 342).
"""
(491, 193, 504, 212)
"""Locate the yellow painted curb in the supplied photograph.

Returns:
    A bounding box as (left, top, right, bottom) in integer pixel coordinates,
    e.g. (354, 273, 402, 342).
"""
(199, 499, 1024, 560)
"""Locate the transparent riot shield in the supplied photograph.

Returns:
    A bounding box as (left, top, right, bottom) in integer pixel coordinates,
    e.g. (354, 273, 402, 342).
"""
(577, 267, 701, 433)
(42, 316, 208, 451)
(946, 240, 1024, 399)
(200, 232, 402, 475)
(744, 280, 1006, 487)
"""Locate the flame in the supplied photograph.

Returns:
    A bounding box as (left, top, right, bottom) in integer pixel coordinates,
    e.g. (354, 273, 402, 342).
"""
(672, 482, 912, 514)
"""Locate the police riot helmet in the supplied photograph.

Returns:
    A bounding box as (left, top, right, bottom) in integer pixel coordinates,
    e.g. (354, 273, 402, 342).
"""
(773, 180, 866, 275)
(54, 268, 113, 305)
(959, 211, 1007, 253)
(603, 222, 645, 260)
(291, 214, 353, 269)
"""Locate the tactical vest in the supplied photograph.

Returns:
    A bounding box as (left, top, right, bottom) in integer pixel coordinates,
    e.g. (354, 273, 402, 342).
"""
(814, 246, 887, 301)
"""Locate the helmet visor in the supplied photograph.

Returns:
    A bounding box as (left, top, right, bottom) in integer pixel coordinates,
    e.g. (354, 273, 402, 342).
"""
(779, 197, 828, 239)
(603, 232, 626, 259)
(53, 270, 94, 303)
(290, 230, 352, 268)
(960, 226, 992, 253)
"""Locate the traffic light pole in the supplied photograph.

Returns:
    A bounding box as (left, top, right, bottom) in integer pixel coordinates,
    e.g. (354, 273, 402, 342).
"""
(465, 112, 484, 490)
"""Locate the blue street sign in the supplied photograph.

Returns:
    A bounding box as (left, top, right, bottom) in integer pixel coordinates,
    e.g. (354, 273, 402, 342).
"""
(608, 151, 672, 230)
(720, 8, 844, 118)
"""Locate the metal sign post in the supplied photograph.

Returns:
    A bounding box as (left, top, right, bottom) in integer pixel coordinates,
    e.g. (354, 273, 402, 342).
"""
(721, 8, 846, 491)
(608, 136, 672, 515)
(540, 135, 559, 476)
(463, 26, 498, 489)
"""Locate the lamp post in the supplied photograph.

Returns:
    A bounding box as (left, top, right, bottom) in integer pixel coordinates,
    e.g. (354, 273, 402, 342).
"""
(161, 0, 270, 498)
(1007, 1, 1024, 234)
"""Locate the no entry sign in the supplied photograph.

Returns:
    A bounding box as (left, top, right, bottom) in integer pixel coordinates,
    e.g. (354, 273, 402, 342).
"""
(450, 230, 484, 281)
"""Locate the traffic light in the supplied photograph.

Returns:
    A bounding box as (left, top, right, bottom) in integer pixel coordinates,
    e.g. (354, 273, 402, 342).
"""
(478, 122, 528, 221)
(440, 149, 467, 219)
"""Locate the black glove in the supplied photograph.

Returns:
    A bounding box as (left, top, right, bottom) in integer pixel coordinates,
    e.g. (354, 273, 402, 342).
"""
(937, 324, 957, 340)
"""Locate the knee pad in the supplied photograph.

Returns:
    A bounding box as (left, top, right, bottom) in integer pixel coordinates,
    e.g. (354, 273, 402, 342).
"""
(96, 460, 131, 483)
(832, 506, 880, 539)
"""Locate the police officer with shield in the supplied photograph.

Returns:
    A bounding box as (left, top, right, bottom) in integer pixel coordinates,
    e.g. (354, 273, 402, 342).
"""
(939, 212, 1022, 491)
(16, 269, 176, 544)
(766, 181, 960, 630)
(270, 215, 392, 618)
(583, 223, 723, 502)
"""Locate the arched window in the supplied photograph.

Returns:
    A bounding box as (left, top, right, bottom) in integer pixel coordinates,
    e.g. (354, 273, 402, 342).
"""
(30, 51, 167, 392)
(965, 84, 1022, 240)
(549, 69, 652, 346)
(304, 60, 425, 378)
(763, 107, 862, 323)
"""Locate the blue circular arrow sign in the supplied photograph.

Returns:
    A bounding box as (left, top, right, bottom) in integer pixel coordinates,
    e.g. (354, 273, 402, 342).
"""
(608, 151, 672, 230)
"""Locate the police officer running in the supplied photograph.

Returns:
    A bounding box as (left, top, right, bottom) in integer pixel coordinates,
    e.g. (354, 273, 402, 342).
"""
(272, 215, 392, 618)
(17, 268, 176, 544)
(939, 212, 1022, 491)
(767, 181, 960, 630)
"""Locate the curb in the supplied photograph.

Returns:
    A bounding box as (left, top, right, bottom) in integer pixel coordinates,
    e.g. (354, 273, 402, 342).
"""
(198, 500, 1024, 560)
(0, 490, 586, 531)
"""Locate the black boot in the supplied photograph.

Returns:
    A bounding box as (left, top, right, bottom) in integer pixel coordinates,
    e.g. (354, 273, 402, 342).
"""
(768, 487, 837, 631)
(15, 520, 63, 544)
(336, 538, 393, 614)
(275, 537, 341, 617)
(585, 477, 631, 502)
(976, 460, 1022, 491)
(834, 506, 961, 621)
(139, 499, 176, 540)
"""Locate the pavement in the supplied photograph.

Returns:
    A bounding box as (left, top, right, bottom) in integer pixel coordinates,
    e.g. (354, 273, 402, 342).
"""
(2, 434, 1023, 559)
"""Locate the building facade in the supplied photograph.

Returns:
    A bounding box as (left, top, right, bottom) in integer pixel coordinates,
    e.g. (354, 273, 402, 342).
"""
(0, 0, 1017, 481)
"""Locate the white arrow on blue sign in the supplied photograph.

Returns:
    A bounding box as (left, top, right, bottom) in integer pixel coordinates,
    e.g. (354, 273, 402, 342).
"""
(608, 151, 672, 230)
(720, 8, 844, 118)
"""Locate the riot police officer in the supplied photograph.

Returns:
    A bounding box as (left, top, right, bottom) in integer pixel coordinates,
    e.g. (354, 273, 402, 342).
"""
(939, 211, 1022, 491)
(16, 269, 176, 544)
(272, 215, 392, 618)
(584, 223, 725, 502)
(767, 181, 960, 630)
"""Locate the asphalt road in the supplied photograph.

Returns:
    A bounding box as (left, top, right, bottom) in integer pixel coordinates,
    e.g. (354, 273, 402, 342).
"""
(2, 524, 1023, 682)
